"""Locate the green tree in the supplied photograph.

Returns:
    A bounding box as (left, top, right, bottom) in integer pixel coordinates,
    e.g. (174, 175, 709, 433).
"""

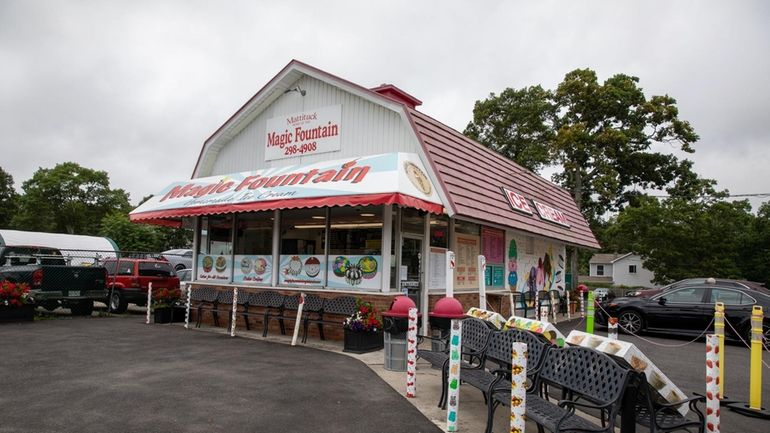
(99, 212, 163, 252)
(740, 202, 770, 287)
(11, 162, 131, 235)
(0, 167, 18, 228)
(465, 69, 700, 223)
(603, 196, 755, 283)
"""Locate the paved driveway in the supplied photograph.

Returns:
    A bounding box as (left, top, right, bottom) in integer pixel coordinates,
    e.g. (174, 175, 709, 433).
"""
(0, 317, 442, 433)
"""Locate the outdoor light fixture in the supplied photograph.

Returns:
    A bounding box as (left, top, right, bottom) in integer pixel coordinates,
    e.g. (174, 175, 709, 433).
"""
(311, 215, 326, 220)
(360, 213, 375, 217)
(294, 223, 384, 229)
(283, 85, 306, 96)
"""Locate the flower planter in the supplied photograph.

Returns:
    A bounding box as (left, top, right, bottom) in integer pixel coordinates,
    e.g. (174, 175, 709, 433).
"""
(0, 304, 35, 323)
(343, 328, 384, 354)
(153, 306, 186, 324)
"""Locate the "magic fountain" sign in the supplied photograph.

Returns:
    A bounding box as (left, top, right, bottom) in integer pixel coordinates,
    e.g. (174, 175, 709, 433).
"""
(265, 105, 342, 161)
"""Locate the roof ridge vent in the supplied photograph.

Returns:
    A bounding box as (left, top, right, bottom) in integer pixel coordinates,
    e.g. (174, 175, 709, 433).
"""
(370, 83, 422, 109)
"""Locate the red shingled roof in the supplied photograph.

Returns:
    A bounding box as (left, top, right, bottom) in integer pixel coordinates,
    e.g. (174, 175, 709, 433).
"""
(406, 109, 600, 249)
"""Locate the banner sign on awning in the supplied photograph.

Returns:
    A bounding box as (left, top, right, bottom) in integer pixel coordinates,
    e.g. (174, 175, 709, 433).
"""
(130, 152, 443, 223)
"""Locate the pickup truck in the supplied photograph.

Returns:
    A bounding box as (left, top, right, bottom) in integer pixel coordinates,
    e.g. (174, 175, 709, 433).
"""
(0, 246, 109, 315)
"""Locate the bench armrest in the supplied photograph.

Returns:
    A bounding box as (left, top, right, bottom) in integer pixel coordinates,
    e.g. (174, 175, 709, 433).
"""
(557, 398, 612, 412)
(655, 394, 705, 409)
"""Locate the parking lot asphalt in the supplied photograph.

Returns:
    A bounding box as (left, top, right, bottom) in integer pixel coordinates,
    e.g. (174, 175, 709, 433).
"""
(0, 316, 443, 433)
(556, 319, 770, 433)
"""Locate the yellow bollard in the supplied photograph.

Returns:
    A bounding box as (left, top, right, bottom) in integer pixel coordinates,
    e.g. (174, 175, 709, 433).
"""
(714, 302, 725, 399)
(749, 306, 763, 410)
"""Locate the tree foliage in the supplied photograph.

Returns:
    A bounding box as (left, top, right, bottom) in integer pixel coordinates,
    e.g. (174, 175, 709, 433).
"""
(0, 167, 18, 228)
(464, 69, 700, 223)
(99, 212, 192, 252)
(11, 162, 131, 235)
(602, 196, 766, 285)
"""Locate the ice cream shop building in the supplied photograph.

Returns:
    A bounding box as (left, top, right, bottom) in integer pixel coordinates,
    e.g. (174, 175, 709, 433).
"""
(130, 60, 599, 328)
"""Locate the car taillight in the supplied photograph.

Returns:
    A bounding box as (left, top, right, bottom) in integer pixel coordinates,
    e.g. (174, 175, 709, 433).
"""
(131, 277, 140, 288)
(32, 269, 43, 287)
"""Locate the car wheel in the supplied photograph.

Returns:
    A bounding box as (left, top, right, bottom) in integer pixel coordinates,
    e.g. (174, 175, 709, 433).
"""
(109, 291, 128, 314)
(175, 264, 186, 272)
(70, 300, 94, 316)
(618, 310, 644, 334)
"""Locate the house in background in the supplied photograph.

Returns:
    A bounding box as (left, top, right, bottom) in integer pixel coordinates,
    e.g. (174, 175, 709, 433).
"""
(587, 253, 657, 288)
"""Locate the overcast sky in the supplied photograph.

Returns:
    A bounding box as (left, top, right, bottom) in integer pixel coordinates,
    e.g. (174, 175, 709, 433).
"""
(1, 1, 768, 211)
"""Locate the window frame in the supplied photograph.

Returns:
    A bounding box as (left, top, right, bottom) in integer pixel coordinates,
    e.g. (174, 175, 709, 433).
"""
(596, 264, 604, 276)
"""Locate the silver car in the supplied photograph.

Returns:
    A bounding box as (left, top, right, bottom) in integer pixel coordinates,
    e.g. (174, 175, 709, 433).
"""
(161, 249, 193, 271)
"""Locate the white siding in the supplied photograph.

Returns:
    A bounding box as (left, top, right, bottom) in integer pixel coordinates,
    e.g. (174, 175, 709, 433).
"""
(208, 75, 420, 176)
(612, 255, 656, 287)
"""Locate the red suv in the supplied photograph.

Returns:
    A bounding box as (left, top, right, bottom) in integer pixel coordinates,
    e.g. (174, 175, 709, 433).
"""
(103, 259, 180, 313)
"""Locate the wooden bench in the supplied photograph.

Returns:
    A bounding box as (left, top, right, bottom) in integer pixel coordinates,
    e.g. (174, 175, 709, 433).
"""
(490, 346, 632, 433)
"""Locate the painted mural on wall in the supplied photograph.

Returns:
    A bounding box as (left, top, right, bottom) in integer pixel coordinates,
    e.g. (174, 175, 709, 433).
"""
(506, 233, 566, 295)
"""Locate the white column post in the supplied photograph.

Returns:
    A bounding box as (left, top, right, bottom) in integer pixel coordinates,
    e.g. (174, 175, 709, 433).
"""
(184, 285, 192, 329)
(510, 342, 527, 433)
(566, 290, 571, 320)
(381, 205, 393, 293)
(271, 209, 280, 287)
(706, 334, 720, 432)
(421, 212, 431, 336)
(478, 255, 487, 310)
(550, 291, 557, 323)
(446, 251, 455, 298)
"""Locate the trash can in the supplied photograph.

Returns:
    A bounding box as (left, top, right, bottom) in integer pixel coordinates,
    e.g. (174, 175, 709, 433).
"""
(382, 296, 421, 372)
(428, 297, 466, 351)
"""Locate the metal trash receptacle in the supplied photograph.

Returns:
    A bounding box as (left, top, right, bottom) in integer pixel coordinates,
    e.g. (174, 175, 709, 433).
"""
(384, 330, 407, 371)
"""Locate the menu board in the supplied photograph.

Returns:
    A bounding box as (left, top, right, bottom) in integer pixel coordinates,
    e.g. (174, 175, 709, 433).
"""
(481, 227, 505, 264)
(327, 255, 382, 290)
(233, 255, 272, 284)
(278, 254, 325, 286)
(455, 234, 479, 290)
(484, 265, 505, 287)
(428, 248, 447, 289)
(197, 254, 232, 282)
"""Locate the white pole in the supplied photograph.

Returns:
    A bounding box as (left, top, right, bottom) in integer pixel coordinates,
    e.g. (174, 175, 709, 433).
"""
(291, 293, 306, 346)
(230, 288, 238, 337)
(406, 307, 418, 398)
(534, 290, 540, 321)
(145, 282, 153, 324)
(184, 285, 192, 329)
(446, 251, 455, 298)
(540, 306, 549, 324)
(608, 317, 618, 340)
(447, 319, 462, 431)
(550, 291, 557, 324)
(510, 342, 527, 433)
(580, 290, 586, 318)
(509, 293, 516, 318)
(565, 290, 571, 320)
(706, 334, 720, 433)
(478, 255, 487, 310)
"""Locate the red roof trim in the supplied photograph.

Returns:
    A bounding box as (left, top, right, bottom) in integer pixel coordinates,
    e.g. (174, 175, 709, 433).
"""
(130, 193, 443, 224)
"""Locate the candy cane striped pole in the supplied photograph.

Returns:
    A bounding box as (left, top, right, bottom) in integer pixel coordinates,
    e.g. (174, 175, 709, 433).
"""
(291, 293, 306, 346)
(406, 307, 418, 398)
(184, 285, 192, 329)
(145, 283, 153, 324)
(565, 290, 571, 320)
(510, 342, 527, 433)
(550, 291, 557, 323)
(230, 288, 238, 337)
(706, 334, 720, 433)
(580, 290, 586, 318)
(447, 319, 462, 431)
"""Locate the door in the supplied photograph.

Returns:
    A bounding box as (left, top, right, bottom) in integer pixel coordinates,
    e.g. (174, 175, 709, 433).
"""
(400, 236, 423, 309)
(647, 286, 709, 331)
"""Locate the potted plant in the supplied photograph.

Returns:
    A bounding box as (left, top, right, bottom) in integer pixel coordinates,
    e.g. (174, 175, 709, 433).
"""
(152, 287, 183, 323)
(342, 299, 384, 353)
(0, 280, 35, 323)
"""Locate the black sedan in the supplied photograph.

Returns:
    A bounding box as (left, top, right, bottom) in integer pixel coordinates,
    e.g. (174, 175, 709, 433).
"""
(596, 282, 770, 343)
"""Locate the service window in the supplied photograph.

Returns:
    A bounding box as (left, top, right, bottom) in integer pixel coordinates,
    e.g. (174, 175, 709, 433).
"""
(279, 208, 327, 287)
(234, 212, 274, 285)
(327, 206, 383, 290)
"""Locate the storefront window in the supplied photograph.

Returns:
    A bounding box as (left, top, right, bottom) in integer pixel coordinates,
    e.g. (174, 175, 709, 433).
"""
(328, 206, 383, 290)
(279, 209, 326, 286)
(234, 212, 273, 285)
(430, 214, 449, 248)
(427, 214, 449, 291)
(197, 215, 233, 283)
(401, 207, 425, 234)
